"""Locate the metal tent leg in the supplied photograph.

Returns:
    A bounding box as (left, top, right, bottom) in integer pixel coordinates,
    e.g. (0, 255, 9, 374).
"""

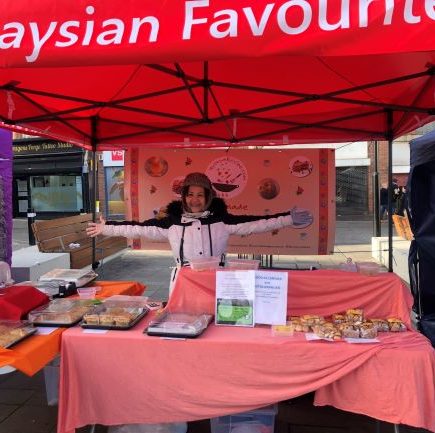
(375, 420, 400, 433)
(375, 419, 381, 433)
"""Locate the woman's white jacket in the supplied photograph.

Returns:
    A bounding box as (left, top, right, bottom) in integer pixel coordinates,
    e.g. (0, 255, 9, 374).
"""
(101, 198, 295, 265)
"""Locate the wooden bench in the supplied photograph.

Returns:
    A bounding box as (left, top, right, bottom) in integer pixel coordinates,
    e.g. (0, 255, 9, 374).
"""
(32, 214, 127, 269)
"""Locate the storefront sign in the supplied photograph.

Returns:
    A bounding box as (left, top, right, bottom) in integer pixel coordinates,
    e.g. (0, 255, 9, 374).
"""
(103, 150, 125, 166)
(12, 141, 79, 156)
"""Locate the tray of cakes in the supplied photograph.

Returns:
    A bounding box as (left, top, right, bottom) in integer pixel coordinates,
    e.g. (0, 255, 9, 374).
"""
(0, 320, 37, 349)
(146, 312, 213, 338)
(289, 308, 407, 342)
(28, 299, 95, 327)
(81, 303, 149, 330)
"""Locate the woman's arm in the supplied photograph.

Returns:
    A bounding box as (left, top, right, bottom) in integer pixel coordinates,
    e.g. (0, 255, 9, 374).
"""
(87, 217, 169, 241)
(225, 208, 313, 236)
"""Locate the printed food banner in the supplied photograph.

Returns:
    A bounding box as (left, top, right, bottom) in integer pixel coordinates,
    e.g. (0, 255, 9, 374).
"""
(124, 148, 335, 255)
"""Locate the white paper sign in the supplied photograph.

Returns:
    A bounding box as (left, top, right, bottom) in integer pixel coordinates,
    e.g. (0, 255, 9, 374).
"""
(82, 329, 109, 334)
(215, 270, 255, 327)
(345, 338, 380, 344)
(36, 326, 59, 335)
(254, 271, 288, 325)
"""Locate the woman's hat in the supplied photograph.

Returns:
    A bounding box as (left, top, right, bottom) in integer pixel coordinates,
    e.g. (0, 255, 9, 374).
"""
(181, 172, 215, 210)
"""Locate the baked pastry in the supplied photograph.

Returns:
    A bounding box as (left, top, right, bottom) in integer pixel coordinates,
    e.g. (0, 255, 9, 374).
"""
(83, 314, 100, 325)
(113, 314, 131, 327)
(387, 318, 406, 332)
(99, 314, 114, 326)
(339, 323, 360, 338)
(331, 313, 346, 324)
(313, 322, 341, 340)
(345, 308, 364, 324)
(300, 315, 325, 327)
(369, 319, 389, 332)
(359, 322, 378, 339)
(288, 317, 310, 333)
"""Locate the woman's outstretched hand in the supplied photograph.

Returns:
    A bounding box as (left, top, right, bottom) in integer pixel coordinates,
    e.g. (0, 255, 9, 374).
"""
(86, 215, 106, 237)
(290, 207, 314, 228)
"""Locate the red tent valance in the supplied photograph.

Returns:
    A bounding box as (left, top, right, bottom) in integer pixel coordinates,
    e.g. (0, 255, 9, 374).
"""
(0, 0, 434, 148)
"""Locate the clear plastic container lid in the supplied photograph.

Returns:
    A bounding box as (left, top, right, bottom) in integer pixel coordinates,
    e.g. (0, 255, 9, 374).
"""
(82, 304, 146, 328)
(147, 312, 213, 337)
(226, 259, 260, 270)
(189, 256, 220, 271)
(38, 269, 97, 287)
(103, 295, 149, 308)
(0, 320, 37, 348)
(28, 299, 94, 325)
(0, 261, 13, 286)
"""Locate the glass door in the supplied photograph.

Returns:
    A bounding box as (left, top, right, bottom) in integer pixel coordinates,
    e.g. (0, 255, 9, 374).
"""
(14, 177, 30, 217)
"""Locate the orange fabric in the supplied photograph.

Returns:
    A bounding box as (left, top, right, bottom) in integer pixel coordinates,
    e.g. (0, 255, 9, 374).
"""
(0, 329, 62, 376)
(93, 281, 145, 298)
(0, 280, 145, 376)
(57, 270, 435, 433)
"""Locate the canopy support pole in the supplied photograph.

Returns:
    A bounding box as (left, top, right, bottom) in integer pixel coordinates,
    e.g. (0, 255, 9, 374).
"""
(203, 61, 209, 121)
(386, 110, 394, 272)
(90, 116, 98, 270)
(372, 140, 381, 237)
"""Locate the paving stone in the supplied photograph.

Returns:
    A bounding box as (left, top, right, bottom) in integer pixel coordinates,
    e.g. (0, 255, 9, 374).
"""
(25, 391, 50, 407)
(0, 404, 19, 423)
(0, 404, 57, 433)
(0, 371, 45, 390)
(0, 389, 34, 405)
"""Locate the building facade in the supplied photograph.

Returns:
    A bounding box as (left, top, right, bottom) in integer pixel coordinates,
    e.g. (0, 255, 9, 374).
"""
(12, 137, 89, 218)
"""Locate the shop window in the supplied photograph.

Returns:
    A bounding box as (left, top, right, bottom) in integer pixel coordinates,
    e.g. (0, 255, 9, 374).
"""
(336, 167, 368, 217)
(30, 175, 83, 212)
(105, 167, 125, 219)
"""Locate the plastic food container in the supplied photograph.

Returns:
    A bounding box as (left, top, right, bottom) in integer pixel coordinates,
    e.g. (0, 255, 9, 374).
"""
(103, 295, 149, 308)
(226, 259, 260, 270)
(210, 404, 278, 433)
(0, 320, 37, 348)
(77, 287, 97, 299)
(28, 299, 94, 326)
(189, 256, 220, 271)
(82, 304, 148, 329)
(147, 312, 213, 338)
(271, 322, 295, 337)
(356, 262, 381, 276)
(38, 269, 98, 287)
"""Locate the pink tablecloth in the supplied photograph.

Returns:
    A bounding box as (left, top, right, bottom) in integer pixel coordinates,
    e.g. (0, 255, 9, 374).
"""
(57, 270, 435, 433)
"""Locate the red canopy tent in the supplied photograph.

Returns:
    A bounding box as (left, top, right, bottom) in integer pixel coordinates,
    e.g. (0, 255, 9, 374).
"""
(0, 0, 434, 267)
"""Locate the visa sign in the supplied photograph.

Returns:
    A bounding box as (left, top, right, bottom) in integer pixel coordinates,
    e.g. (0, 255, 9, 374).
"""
(103, 150, 124, 166)
(111, 151, 124, 161)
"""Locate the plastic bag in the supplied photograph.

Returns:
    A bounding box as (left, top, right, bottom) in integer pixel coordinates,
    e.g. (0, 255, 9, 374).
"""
(0, 261, 13, 286)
